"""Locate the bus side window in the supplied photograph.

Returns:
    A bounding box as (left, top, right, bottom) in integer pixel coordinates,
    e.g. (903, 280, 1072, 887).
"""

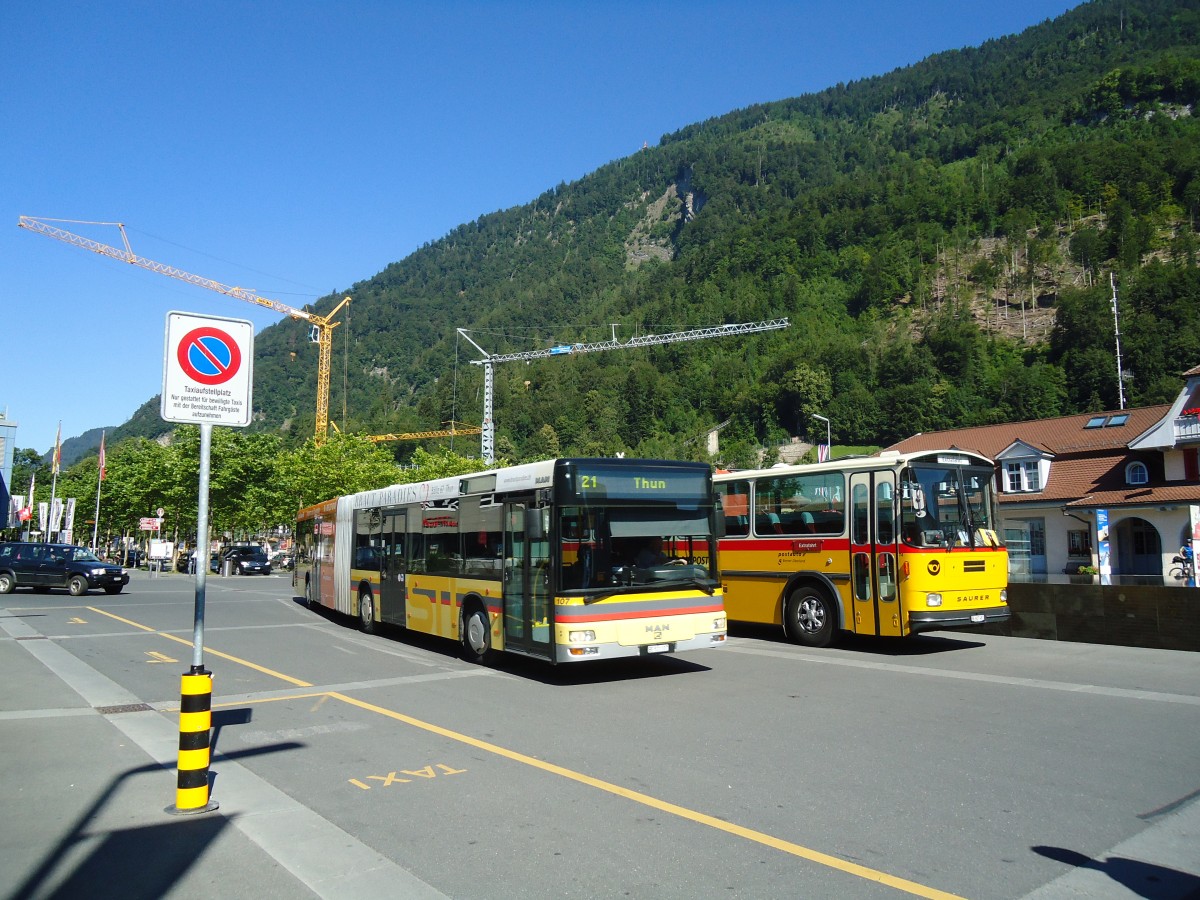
(716, 481, 750, 538)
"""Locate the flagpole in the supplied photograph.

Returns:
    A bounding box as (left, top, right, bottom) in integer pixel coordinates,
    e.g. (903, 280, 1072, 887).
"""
(21, 473, 35, 540)
(92, 431, 105, 552)
(49, 421, 61, 542)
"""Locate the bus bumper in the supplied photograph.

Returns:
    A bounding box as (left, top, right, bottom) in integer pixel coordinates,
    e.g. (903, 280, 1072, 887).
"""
(908, 605, 1011, 633)
(554, 631, 727, 663)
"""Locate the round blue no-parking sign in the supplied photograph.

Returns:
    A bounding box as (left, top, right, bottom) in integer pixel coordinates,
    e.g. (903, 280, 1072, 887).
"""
(177, 326, 243, 385)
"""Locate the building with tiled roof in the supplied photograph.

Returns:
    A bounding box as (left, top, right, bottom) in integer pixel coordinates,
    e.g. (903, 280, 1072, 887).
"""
(886, 367, 1200, 584)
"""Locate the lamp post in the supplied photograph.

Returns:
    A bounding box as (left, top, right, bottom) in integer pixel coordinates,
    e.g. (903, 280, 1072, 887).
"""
(813, 414, 831, 462)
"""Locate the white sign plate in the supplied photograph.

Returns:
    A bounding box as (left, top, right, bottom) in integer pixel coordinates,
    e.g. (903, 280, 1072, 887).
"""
(161, 311, 254, 427)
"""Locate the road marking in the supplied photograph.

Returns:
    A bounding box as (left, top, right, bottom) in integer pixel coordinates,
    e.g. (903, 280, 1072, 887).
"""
(87, 606, 314, 687)
(83, 605, 965, 899)
(68, 617, 87, 624)
(145, 650, 177, 663)
(354, 764, 469, 790)
(328, 690, 964, 900)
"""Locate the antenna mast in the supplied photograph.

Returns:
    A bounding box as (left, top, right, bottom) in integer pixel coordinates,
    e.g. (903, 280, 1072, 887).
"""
(1110, 273, 1125, 410)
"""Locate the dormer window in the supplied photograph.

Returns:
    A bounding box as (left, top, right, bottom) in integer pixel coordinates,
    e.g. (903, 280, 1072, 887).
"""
(1125, 461, 1149, 485)
(1006, 460, 1042, 492)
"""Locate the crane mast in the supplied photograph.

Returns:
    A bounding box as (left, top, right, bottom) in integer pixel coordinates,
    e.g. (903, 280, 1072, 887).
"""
(18, 216, 348, 445)
(458, 318, 790, 462)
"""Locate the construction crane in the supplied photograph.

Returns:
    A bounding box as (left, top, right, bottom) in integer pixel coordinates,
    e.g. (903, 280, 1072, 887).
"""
(367, 422, 483, 443)
(18, 215, 349, 446)
(458, 319, 790, 462)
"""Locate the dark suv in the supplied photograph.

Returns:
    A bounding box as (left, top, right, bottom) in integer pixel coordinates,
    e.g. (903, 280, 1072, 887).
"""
(221, 546, 272, 576)
(0, 542, 130, 596)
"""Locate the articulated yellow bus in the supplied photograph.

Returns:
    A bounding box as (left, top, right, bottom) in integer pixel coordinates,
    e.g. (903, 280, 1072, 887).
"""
(714, 450, 1009, 647)
(295, 458, 727, 663)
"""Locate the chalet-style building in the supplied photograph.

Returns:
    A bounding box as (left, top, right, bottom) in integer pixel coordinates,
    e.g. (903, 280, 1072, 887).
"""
(886, 365, 1200, 585)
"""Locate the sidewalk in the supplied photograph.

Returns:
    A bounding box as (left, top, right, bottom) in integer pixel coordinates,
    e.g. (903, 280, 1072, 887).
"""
(0, 600, 444, 899)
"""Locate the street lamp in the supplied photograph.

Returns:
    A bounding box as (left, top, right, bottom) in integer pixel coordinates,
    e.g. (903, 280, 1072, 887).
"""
(813, 414, 831, 462)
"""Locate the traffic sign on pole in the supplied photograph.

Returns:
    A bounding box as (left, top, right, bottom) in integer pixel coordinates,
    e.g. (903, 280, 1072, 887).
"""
(161, 311, 254, 427)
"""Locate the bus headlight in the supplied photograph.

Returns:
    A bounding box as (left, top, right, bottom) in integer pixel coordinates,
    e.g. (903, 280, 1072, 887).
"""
(713, 616, 727, 631)
(926, 593, 943, 607)
(569, 630, 596, 643)
(1000, 589, 1007, 603)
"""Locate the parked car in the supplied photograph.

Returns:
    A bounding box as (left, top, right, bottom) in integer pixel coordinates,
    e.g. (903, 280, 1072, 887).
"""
(220, 546, 272, 576)
(0, 542, 130, 596)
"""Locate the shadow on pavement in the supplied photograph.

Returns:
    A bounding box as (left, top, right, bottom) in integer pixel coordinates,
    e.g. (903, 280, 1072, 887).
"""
(11, 742, 302, 900)
(1033, 844, 1200, 900)
(290, 595, 714, 685)
(727, 621, 986, 654)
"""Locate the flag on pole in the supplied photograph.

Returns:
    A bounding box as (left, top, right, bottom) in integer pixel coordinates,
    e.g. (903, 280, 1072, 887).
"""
(818, 443, 829, 463)
(98, 431, 107, 482)
(51, 422, 62, 475)
(19, 474, 35, 522)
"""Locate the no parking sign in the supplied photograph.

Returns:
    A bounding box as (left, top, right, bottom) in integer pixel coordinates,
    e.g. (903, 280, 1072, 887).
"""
(161, 311, 254, 427)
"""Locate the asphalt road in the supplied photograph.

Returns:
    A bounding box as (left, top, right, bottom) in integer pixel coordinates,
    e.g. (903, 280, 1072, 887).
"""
(2, 568, 1198, 899)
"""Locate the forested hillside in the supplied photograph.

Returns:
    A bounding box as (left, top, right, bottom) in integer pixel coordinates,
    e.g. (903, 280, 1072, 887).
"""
(111, 0, 1200, 468)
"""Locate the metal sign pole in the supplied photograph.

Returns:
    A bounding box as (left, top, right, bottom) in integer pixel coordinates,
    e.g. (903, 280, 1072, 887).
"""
(169, 421, 218, 815)
(192, 423, 212, 672)
(162, 311, 251, 815)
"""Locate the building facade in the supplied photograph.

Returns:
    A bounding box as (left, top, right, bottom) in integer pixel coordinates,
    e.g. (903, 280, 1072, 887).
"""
(886, 366, 1200, 585)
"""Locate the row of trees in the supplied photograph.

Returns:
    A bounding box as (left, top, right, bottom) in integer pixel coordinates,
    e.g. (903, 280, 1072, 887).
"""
(6, 430, 492, 547)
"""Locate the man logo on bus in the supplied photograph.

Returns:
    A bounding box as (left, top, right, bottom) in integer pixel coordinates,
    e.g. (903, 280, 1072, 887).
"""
(928, 560, 941, 576)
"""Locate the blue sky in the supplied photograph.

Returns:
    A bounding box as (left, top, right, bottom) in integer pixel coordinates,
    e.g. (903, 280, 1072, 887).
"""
(2, 0, 1080, 457)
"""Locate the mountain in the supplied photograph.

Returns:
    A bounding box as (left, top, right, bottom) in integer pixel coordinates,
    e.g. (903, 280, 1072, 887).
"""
(39, 426, 116, 470)
(100, 0, 1200, 466)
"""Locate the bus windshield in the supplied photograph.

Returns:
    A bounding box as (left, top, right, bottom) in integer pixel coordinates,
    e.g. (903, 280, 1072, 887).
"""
(900, 464, 1001, 549)
(558, 504, 716, 594)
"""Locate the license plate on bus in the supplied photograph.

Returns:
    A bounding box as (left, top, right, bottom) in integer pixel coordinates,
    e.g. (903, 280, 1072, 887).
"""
(646, 643, 670, 654)
(971, 614, 985, 623)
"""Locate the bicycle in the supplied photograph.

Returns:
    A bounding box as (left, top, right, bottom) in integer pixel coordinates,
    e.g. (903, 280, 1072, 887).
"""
(1169, 546, 1195, 582)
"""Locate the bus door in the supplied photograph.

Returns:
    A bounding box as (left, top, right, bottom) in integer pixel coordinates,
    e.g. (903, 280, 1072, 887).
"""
(311, 516, 328, 605)
(379, 508, 407, 625)
(503, 500, 552, 659)
(849, 470, 901, 637)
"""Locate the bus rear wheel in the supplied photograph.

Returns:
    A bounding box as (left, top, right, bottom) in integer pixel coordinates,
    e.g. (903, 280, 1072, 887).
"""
(359, 590, 375, 634)
(785, 586, 836, 648)
(461, 605, 492, 664)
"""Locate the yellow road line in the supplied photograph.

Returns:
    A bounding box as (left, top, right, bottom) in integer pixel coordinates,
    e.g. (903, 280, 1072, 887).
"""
(88, 607, 157, 632)
(329, 691, 965, 900)
(87, 606, 313, 687)
(86, 605, 962, 898)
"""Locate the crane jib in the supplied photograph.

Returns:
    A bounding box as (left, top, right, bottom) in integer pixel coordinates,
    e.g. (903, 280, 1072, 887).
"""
(18, 214, 348, 445)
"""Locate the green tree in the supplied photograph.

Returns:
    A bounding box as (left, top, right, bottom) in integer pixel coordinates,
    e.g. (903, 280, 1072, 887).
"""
(277, 432, 405, 510)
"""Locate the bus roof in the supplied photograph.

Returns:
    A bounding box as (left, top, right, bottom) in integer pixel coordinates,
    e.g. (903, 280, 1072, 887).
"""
(297, 457, 713, 519)
(713, 449, 995, 481)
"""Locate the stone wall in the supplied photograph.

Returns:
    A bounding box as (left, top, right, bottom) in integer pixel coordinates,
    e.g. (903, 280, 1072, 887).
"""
(974, 582, 1200, 652)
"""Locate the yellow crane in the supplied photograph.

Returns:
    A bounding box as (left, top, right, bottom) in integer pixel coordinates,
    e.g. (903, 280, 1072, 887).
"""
(18, 215, 349, 445)
(366, 422, 483, 443)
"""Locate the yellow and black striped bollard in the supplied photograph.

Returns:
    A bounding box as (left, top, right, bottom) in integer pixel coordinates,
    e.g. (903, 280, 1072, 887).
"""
(168, 669, 219, 815)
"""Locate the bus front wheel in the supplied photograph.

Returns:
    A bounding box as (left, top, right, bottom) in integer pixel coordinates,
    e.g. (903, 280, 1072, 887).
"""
(359, 590, 376, 634)
(461, 605, 492, 664)
(785, 586, 836, 648)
